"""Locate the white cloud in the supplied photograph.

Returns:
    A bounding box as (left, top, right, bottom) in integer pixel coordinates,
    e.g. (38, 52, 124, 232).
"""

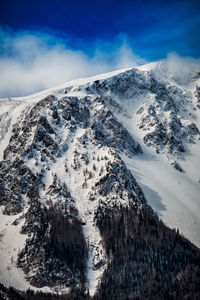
(165, 52, 200, 83)
(0, 28, 145, 97)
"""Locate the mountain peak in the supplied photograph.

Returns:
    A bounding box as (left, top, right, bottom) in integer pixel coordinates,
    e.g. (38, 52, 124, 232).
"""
(0, 61, 200, 298)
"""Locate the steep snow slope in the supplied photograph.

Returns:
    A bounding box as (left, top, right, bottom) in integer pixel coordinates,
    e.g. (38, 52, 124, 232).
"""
(111, 61, 200, 247)
(0, 60, 200, 296)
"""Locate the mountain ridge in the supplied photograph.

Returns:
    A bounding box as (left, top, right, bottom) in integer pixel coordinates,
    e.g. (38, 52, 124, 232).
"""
(0, 60, 200, 299)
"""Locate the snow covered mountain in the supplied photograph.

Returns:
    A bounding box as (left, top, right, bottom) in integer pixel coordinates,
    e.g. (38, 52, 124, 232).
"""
(0, 60, 200, 299)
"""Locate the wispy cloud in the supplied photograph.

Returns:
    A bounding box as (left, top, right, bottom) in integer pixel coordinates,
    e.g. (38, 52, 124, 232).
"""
(164, 52, 200, 83)
(0, 28, 145, 97)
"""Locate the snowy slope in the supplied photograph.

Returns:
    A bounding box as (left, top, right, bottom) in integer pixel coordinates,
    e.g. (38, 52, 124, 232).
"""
(111, 61, 200, 247)
(0, 60, 200, 296)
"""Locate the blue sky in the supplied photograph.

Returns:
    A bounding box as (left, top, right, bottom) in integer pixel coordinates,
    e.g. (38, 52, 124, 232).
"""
(1, 0, 200, 58)
(0, 0, 200, 96)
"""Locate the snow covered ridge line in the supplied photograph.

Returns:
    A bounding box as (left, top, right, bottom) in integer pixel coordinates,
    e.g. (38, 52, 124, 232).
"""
(0, 61, 200, 298)
(3, 59, 199, 102)
(3, 59, 199, 162)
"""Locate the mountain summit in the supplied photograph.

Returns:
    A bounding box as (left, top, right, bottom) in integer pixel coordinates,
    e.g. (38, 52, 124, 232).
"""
(0, 61, 200, 299)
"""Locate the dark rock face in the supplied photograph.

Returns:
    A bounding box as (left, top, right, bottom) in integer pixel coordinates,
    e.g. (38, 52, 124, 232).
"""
(17, 176, 87, 289)
(91, 106, 142, 157)
(171, 161, 184, 172)
(0, 66, 200, 299)
(195, 85, 200, 108)
(0, 159, 37, 214)
(138, 99, 199, 156)
(0, 92, 143, 291)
